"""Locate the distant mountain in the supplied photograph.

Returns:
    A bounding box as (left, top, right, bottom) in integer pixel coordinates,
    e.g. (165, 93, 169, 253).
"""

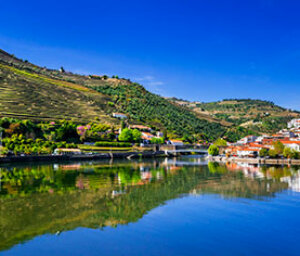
(0, 49, 225, 140)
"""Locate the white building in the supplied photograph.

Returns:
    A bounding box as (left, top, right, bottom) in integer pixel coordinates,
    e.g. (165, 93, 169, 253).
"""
(112, 113, 128, 119)
(281, 141, 300, 151)
(168, 140, 184, 146)
(236, 148, 259, 157)
(288, 119, 300, 129)
(279, 130, 295, 138)
(237, 135, 258, 144)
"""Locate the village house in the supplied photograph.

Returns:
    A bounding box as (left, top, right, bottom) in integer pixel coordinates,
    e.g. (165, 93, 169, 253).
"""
(288, 118, 300, 129)
(222, 117, 300, 159)
(168, 140, 184, 146)
(280, 141, 300, 151)
(130, 125, 152, 132)
(141, 132, 155, 143)
(236, 147, 259, 158)
(112, 113, 128, 119)
(237, 135, 257, 144)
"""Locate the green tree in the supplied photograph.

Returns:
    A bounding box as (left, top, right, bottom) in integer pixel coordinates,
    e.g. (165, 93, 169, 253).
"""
(259, 148, 269, 157)
(213, 138, 227, 147)
(163, 130, 168, 141)
(118, 128, 133, 142)
(55, 122, 80, 143)
(268, 149, 278, 158)
(283, 147, 300, 159)
(272, 141, 285, 155)
(121, 120, 126, 130)
(208, 144, 219, 156)
(283, 147, 292, 158)
(151, 137, 164, 144)
(132, 129, 142, 142)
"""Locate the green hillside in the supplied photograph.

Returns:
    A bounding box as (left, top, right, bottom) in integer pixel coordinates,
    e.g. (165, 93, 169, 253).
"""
(0, 49, 225, 140)
(168, 98, 300, 140)
(1, 48, 298, 141)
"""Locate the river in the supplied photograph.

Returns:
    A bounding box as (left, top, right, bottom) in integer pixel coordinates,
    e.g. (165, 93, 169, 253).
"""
(0, 156, 300, 255)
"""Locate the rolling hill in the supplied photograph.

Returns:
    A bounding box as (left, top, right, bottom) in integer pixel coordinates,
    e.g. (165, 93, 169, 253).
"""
(0, 49, 225, 140)
(1, 48, 298, 141)
(167, 98, 300, 141)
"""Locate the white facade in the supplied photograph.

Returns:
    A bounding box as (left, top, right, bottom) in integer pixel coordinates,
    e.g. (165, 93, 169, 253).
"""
(237, 135, 257, 144)
(288, 119, 300, 129)
(237, 149, 258, 157)
(283, 143, 300, 151)
(112, 113, 127, 119)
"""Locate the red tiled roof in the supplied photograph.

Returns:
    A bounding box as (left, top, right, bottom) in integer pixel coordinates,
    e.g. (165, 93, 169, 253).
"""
(280, 140, 300, 144)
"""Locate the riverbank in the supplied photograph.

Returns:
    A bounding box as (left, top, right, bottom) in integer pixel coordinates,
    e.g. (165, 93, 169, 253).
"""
(209, 156, 300, 165)
(0, 150, 193, 164)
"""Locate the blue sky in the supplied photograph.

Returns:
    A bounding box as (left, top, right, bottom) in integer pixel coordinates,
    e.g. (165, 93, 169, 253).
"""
(1, 0, 300, 110)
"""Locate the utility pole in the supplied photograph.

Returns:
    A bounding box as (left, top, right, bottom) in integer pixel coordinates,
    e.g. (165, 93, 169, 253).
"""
(0, 128, 2, 146)
(0, 128, 3, 146)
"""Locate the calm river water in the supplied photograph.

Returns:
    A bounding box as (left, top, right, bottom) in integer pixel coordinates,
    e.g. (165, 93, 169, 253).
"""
(0, 156, 300, 256)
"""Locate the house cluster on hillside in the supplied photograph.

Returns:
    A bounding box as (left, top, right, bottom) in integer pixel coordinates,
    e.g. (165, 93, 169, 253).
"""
(224, 118, 300, 158)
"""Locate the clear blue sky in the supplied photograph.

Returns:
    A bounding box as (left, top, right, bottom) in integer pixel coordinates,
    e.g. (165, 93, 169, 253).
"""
(1, 0, 300, 110)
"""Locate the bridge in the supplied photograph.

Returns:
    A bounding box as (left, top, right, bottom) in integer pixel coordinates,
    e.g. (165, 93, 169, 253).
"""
(164, 149, 208, 155)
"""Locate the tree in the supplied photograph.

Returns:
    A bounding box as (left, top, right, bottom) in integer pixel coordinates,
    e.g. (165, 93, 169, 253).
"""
(151, 137, 164, 144)
(121, 120, 126, 130)
(283, 147, 300, 159)
(163, 130, 168, 141)
(55, 122, 80, 143)
(208, 144, 219, 156)
(259, 148, 269, 157)
(118, 128, 133, 142)
(272, 141, 285, 155)
(60, 66, 65, 73)
(213, 138, 227, 147)
(268, 149, 278, 158)
(283, 147, 292, 158)
(132, 129, 142, 142)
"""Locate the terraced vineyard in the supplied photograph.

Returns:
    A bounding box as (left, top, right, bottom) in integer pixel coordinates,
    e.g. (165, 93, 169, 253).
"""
(0, 62, 117, 123)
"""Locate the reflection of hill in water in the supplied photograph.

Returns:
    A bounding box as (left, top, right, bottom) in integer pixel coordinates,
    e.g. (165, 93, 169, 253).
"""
(0, 161, 293, 251)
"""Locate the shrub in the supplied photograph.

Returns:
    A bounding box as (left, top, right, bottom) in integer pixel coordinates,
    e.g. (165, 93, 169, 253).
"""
(272, 141, 285, 155)
(150, 137, 164, 144)
(118, 128, 133, 142)
(208, 144, 219, 156)
(268, 149, 278, 158)
(213, 138, 227, 147)
(94, 141, 131, 147)
(259, 148, 269, 157)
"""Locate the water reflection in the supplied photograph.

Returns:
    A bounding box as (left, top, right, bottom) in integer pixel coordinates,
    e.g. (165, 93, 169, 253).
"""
(0, 156, 299, 252)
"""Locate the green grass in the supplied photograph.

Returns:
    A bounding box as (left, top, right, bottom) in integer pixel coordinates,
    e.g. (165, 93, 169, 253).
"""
(78, 144, 133, 152)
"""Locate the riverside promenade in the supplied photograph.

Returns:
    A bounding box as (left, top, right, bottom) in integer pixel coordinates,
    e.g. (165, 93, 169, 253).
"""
(0, 145, 208, 164)
(209, 156, 300, 165)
